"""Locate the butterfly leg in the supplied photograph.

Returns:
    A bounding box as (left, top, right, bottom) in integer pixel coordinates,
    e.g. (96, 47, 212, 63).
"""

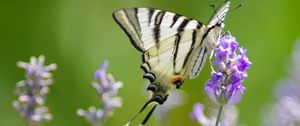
(209, 50, 216, 72)
(223, 31, 231, 36)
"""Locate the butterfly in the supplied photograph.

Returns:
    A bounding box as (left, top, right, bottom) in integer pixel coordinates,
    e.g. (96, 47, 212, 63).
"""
(113, 0, 231, 125)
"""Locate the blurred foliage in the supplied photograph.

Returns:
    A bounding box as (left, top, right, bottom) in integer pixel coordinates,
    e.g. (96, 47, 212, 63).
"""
(0, 0, 300, 126)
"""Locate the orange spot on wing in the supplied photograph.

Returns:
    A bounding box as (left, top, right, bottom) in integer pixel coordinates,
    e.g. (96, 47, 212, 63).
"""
(170, 76, 185, 85)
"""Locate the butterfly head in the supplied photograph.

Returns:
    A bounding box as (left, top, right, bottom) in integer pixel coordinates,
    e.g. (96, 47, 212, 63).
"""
(208, 0, 230, 28)
(204, 0, 230, 49)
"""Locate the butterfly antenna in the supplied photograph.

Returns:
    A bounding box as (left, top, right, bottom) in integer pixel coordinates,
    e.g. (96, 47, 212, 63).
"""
(139, 104, 157, 126)
(209, 3, 217, 13)
(229, 2, 242, 13)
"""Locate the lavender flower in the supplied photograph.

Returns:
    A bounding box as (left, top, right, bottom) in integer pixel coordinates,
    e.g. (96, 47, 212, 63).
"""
(13, 55, 57, 126)
(263, 39, 300, 126)
(190, 103, 239, 126)
(77, 61, 123, 126)
(263, 80, 300, 126)
(205, 35, 251, 105)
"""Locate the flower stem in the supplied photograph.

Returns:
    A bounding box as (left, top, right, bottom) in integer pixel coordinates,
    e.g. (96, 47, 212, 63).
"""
(215, 105, 223, 126)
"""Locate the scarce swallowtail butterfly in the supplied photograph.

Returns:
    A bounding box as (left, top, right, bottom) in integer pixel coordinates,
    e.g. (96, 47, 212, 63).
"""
(113, 0, 231, 125)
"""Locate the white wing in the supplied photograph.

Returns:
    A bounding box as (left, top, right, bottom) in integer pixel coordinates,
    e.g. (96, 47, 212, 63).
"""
(113, 8, 206, 85)
(189, 0, 230, 79)
(208, 0, 230, 27)
(113, 8, 202, 52)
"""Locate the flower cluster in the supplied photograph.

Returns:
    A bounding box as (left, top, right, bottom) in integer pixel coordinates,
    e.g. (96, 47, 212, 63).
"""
(205, 35, 251, 105)
(264, 80, 300, 126)
(77, 61, 123, 126)
(12, 55, 57, 126)
(190, 103, 239, 126)
(263, 40, 300, 126)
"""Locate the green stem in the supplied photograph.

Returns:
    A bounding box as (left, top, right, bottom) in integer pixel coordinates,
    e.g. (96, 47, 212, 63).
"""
(215, 105, 223, 126)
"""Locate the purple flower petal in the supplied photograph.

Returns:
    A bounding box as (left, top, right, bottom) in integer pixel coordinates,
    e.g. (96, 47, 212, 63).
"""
(13, 55, 56, 124)
(237, 48, 252, 71)
(95, 60, 109, 89)
(190, 103, 208, 124)
(190, 103, 239, 126)
(77, 61, 123, 125)
(205, 35, 251, 105)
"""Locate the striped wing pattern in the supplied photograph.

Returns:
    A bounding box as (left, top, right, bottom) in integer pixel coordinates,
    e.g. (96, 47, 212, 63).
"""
(189, 43, 209, 79)
(113, 2, 231, 125)
(113, 8, 206, 85)
(113, 8, 202, 52)
(189, 1, 230, 79)
(208, 0, 230, 27)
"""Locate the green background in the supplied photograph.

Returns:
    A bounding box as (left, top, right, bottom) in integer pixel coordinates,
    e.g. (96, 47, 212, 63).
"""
(1, 0, 300, 126)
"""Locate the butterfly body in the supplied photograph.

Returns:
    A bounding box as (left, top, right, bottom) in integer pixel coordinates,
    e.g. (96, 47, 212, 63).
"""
(113, 1, 230, 125)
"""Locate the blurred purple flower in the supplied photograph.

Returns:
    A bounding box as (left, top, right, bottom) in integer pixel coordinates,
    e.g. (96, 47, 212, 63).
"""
(13, 55, 57, 126)
(77, 61, 123, 126)
(263, 39, 300, 126)
(205, 35, 251, 105)
(263, 79, 300, 126)
(190, 103, 239, 126)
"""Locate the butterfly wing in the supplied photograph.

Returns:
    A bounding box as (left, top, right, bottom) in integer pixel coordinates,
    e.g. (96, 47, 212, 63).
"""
(113, 4, 231, 125)
(141, 29, 202, 84)
(113, 8, 203, 52)
(207, 0, 230, 27)
(189, 0, 230, 79)
(189, 43, 210, 79)
(113, 8, 206, 86)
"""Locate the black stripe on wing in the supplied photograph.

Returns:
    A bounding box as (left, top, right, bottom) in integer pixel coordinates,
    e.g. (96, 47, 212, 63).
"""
(182, 29, 198, 69)
(154, 11, 166, 43)
(113, 7, 203, 53)
(191, 47, 207, 77)
(170, 14, 180, 27)
(113, 9, 145, 52)
(172, 19, 190, 74)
